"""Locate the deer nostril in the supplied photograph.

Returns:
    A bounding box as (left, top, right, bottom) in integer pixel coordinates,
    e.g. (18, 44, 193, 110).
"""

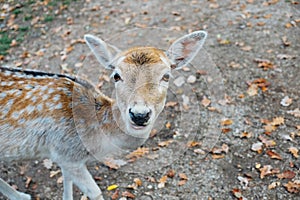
(129, 108, 151, 126)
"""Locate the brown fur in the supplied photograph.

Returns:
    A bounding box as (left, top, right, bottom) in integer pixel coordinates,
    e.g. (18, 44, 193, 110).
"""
(123, 47, 164, 66)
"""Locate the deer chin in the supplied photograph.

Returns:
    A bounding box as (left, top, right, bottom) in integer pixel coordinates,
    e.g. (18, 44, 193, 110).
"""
(124, 119, 153, 139)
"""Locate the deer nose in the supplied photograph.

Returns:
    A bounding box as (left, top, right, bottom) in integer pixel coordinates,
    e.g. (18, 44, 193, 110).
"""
(129, 108, 151, 126)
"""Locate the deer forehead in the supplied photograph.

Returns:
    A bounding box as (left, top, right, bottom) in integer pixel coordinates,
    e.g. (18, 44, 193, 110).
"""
(116, 47, 171, 71)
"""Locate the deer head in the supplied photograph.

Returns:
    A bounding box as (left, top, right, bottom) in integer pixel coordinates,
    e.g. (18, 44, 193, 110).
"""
(84, 31, 207, 139)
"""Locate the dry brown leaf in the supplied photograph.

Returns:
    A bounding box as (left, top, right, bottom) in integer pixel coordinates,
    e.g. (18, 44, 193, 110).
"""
(231, 188, 246, 199)
(212, 154, 225, 159)
(187, 141, 201, 148)
(201, 96, 211, 107)
(222, 128, 232, 134)
(178, 179, 187, 186)
(284, 180, 300, 193)
(287, 108, 300, 118)
(259, 135, 276, 147)
(268, 182, 280, 190)
(277, 170, 296, 179)
(259, 165, 279, 179)
(257, 22, 266, 26)
(281, 36, 291, 46)
(266, 150, 282, 160)
(104, 160, 120, 169)
(158, 175, 168, 188)
(221, 119, 233, 126)
(166, 169, 176, 178)
(111, 190, 119, 200)
(264, 124, 277, 134)
(165, 122, 171, 129)
(158, 140, 173, 147)
(50, 170, 61, 178)
(288, 147, 299, 158)
(271, 117, 285, 126)
(179, 173, 188, 180)
(241, 46, 252, 51)
(165, 101, 178, 107)
(134, 178, 142, 187)
(126, 147, 149, 160)
(25, 176, 32, 188)
(240, 132, 252, 138)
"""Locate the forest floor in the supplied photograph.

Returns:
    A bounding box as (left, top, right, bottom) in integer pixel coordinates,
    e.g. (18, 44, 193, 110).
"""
(0, 0, 299, 199)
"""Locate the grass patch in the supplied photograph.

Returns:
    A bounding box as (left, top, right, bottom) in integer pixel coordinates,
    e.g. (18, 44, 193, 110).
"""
(0, 33, 12, 56)
(44, 15, 54, 22)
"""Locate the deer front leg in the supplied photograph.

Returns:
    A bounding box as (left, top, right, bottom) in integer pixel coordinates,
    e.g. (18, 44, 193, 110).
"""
(0, 178, 31, 200)
(61, 169, 74, 200)
(60, 165, 104, 200)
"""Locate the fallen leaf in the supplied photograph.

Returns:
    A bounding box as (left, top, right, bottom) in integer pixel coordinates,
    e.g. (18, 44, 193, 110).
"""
(221, 119, 233, 126)
(241, 46, 252, 51)
(158, 140, 174, 147)
(240, 132, 252, 138)
(211, 154, 225, 159)
(166, 169, 176, 178)
(111, 190, 119, 200)
(126, 147, 149, 160)
(187, 141, 201, 148)
(264, 124, 277, 134)
(231, 188, 246, 199)
(222, 128, 232, 134)
(165, 122, 172, 129)
(259, 165, 279, 179)
(268, 182, 280, 190)
(284, 180, 300, 193)
(165, 101, 178, 107)
(287, 108, 300, 118)
(50, 170, 61, 178)
(282, 36, 291, 46)
(104, 160, 120, 170)
(158, 175, 168, 188)
(107, 184, 118, 191)
(201, 96, 211, 107)
(271, 117, 285, 126)
(259, 135, 277, 147)
(178, 179, 187, 186)
(288, 147, 299, 158)
(25, 176, 32, 188)
(277, 170, 296, 179)
(266, 150, 282, 160)
(178, 173, 188, 180)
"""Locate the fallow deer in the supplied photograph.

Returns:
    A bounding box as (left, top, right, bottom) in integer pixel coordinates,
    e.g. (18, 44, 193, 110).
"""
(0, 30, 207, 200)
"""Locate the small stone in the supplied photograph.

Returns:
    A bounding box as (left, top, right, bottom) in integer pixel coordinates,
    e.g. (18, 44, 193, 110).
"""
(147, 185, 153, 189)
(187, 75, 196, 83)
(173, 76, 185, 87)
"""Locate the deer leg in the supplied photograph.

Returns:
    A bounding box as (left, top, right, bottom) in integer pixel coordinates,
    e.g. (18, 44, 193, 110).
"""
(61, 169, 74, 200)
(60, 165, 103, 200)
(0, 178, 31, 200)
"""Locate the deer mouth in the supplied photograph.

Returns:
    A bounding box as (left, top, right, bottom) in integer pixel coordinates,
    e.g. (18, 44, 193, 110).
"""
(130, 122, 149, 130)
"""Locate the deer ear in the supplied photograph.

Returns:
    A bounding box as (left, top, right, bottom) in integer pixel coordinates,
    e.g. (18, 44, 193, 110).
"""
(84, 34, 121, 69)
(166, 31, 207, 69)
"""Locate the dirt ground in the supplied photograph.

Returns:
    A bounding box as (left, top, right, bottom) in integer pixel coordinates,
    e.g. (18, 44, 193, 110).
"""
(0, 0, 299, 199)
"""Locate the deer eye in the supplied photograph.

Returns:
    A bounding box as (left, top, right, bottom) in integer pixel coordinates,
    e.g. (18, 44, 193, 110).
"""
(161, 73, 170, 82)
(113, 73, 122, 82)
